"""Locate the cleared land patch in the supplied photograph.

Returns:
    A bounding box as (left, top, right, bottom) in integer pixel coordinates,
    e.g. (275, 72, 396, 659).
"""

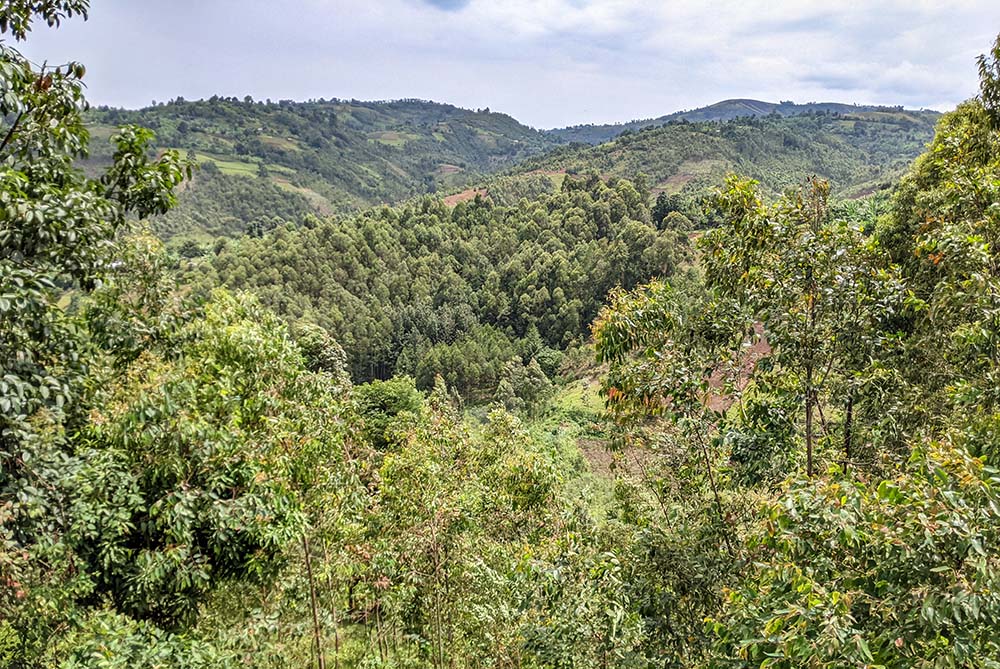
(367, 130, 421, 148)
(655, 158, 727, 194)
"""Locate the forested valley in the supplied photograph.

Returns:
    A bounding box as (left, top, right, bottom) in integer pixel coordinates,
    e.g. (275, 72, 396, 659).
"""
(4, 2, 1000, 668)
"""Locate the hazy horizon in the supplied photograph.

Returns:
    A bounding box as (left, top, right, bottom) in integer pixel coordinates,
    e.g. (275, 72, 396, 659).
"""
(17, 0, 1000, 128)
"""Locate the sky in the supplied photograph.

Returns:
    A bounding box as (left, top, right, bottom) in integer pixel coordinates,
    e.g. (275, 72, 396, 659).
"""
(16, 0, 1000, 129)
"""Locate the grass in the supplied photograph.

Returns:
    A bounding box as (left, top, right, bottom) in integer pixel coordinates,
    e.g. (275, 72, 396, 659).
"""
(259, 135, 300, 151)
(473, 128, 499, 148)
(851, 111, 923, 123)
(265, 163, 296, 175)
(87, 125, 115, 144)
(533, 377, 619, 517)
(550, 377, 605, 423)
(547, 172, 568, 189)
(462, 376, 615, 519)
(272, 177, 335, 215)
(655, 158, 727, 194)
(189, 151, 295, 179)
(367, 130, 420, 148)
(173, 150, 262, 177)
(163, 229, 218, 251)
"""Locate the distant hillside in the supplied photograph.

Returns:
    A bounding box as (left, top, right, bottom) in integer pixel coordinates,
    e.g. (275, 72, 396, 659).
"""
(546, 99, 933, 144)
(85, 97, 557, 241)
(521, 108, 940, 203)
(85, 97, 940, 245)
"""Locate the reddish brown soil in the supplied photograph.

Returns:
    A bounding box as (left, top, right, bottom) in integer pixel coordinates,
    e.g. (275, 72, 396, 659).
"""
(706, 323, 771, 412)
(579, 325, 771, 479)
(578, 437, 652, 478)
(442, 188, 487, 206)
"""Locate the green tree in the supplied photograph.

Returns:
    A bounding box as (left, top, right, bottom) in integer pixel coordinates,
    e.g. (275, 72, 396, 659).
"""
(710, 443, 1000, 669)
(0, 13, 187, 446)
(978, 32, 1000, 128)
(0, 1, 88, 40)
(353, 376, 423, 450)
(876, 35, 1000, 463)
(702, 176, 904, 474)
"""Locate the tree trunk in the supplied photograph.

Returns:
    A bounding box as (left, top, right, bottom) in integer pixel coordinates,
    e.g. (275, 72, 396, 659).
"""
(375, 601, 387, 664)
(805, 362, 814, 477)
(805, 262, 817, 478)
(430, 521, 445, 669)
(692, 423, 734, 556)
(843, 392, 854, 472)
(302, 534, 327, 669)
(321, 542, 341, 669)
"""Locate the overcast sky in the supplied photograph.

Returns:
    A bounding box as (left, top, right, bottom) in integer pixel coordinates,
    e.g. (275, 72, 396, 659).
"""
(16, 0, 1000, 128)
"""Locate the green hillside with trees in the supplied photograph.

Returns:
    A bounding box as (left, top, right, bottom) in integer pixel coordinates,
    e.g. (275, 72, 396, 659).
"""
(84, 96, 558, 241)
(521, 108, 939, 203)
(83, 99, 937, 249)
(187, 173, 689, 398)
(5, 2, 1000, 669)
(547, 98, 936, 144)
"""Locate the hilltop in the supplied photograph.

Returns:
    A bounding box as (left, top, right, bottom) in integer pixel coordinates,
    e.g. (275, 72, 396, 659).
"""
(546, 98, 935, 144)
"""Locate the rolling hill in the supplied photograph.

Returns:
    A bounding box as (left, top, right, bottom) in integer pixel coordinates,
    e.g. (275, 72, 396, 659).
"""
(518, 108, 940, 203)
(84, 97, 941, 245)
(544, 98, 935, 144)
(84, 97, 559, 240)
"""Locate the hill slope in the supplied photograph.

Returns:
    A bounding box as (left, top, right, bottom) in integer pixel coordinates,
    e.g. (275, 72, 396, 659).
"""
(86, 98, 940, 245)
(86, 97, 558, 240)
(520, 109, 939, 205)
(546, 99, 933, 144)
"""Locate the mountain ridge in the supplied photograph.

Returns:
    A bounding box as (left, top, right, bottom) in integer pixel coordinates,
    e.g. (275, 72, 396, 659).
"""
(545, 98, 936, 144)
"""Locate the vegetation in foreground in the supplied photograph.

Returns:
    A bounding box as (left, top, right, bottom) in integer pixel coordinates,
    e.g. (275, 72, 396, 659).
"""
(4, 3, 1000, 668)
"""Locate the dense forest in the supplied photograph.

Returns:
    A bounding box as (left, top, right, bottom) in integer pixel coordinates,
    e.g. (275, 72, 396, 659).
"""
(4, 2, 1000, 668)
(188, 173, 688, 396)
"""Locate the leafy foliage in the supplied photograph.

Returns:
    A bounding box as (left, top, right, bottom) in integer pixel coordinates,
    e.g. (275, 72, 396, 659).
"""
(587, 32, 1000, 669)
(190, 174, 688, 396)
(978, 33, 1000, 128)
(710, 444, 1000, 669)
(0, 0, 88, 40)
(9, 6, 1000, 669)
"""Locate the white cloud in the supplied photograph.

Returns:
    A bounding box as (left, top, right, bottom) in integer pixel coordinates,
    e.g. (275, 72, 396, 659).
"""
(17, 0, 1000, 127)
